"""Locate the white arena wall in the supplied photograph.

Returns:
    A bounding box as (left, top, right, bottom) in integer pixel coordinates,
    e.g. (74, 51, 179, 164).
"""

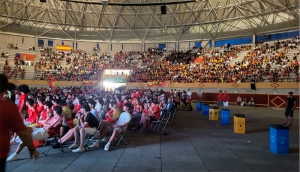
(0, 32, 207, 53)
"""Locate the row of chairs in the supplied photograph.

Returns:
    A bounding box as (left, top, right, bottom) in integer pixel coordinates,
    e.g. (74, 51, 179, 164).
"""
(149, 109, 177, 134)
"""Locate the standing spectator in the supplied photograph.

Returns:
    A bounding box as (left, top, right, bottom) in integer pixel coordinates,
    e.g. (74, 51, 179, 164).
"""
(217, 90, 223, 109)
(187, 89, 192, 97)
(222, 91, 229, 109)
(0, 74, 38, 170)
(11, 84, 30, 144)
(17, 84, 30, 116)
(284, 92, 297, 127)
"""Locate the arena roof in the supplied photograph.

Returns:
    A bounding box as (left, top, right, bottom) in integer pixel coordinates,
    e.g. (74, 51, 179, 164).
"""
(0, 0, 298, 43)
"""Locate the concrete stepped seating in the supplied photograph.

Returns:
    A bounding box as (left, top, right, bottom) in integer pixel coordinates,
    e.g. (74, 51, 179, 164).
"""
(229, 49, 252, 66)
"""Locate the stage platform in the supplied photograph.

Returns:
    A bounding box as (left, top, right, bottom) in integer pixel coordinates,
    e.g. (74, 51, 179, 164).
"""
(6, 106, 299, 172)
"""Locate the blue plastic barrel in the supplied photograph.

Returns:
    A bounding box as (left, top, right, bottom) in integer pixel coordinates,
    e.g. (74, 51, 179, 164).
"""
(270, 124, 289, 154)
(221, 109, 230, 125)
(202, 104, 209, 116)
(197, 102, 202, 111)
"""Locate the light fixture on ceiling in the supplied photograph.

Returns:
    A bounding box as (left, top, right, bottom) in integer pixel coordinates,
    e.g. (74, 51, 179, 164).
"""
(101, 0, 108, 5)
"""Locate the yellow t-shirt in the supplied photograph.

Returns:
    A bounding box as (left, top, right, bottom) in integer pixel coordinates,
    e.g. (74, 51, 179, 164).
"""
(111, 109, 121, 122)
(62, 105, 72, 119)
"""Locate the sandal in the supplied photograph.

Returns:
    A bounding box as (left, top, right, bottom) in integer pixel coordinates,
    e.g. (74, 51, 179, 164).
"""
(69, 143, 78, 149)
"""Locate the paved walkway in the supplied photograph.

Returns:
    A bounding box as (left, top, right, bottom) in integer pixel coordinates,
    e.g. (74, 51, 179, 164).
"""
(6, 106, 299, 172)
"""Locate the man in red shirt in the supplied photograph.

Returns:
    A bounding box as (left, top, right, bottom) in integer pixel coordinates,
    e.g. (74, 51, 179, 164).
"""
(36, 97, 45, 114)
(222, 90, 229, 109)
(7, 106, 62, 161)
(217, 90, 223, 109)
(17, 84, 30, 115)
(0, 74, 38, 171)
(39, 101, 53, 121)
(25, 98, 39, 124)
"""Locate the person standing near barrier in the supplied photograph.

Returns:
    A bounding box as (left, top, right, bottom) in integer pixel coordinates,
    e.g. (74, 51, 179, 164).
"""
(0, 74, 39, 171)
(284, 92, 297, 127)
(217, 90, 223, 109)
(222, 91, 229, 109)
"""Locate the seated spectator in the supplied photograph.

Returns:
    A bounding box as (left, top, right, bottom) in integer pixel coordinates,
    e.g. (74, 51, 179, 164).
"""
(72, 98, 83, 117)
(248, 97, 255, 107)
(69, 103, 99, 153)
(52, 100, 86, 148)
(36, 97, 45, 114)
(95, 97, 104, 116)
(241, 97, 248, 106)
(60, 99, 72, 127)
(7, 106, 62, 161)
(131, 99, 143, 128)
(25, 98, 39, 124)
(39, 101, 53, 121)
(140, 101, 159, 133)
(159, 99, 167, 115)
(164, 98, 175, 114)
(103, 103, 132, 151)
(90, 103, 132, 150)
(88, 99, 98, 120)
(105, 102, 121, 124)
(235, 96, 242, 106)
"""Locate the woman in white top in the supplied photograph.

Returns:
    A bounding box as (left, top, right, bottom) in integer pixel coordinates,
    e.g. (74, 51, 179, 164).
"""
(95, 97, 104, 119)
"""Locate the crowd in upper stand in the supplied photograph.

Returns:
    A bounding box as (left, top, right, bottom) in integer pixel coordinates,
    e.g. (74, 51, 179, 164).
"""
(1, 36, 299, 82)
(3, 64, 25, 79)
(7, 43, 18, 50)
(1, 53, 26, 80)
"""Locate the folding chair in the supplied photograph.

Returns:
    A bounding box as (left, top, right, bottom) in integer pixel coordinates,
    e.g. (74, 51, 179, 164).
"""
(149, 112, 166, 132)
(160, 113, 172, 134)
(40, 133, 64, 156)
(84, 119, 102, 149)
(169, 109, 177, 124)
(152, 111, 172, 134)
(115, 126, 129, 146)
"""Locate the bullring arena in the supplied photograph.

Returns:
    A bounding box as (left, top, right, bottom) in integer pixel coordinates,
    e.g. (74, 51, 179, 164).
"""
(0, 0, 299, 171)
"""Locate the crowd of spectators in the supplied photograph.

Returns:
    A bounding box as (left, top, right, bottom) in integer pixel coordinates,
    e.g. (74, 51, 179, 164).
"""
(7, 43, 18, 50)
(5, 84, 182, 159)
(34, 48, 111, 81)
(2, 36, 299, 83)
(1, 49, 26, 79)
(3, 63, 25, 79)
(129, 45, 251, 83)
(1, 52, 9, 58)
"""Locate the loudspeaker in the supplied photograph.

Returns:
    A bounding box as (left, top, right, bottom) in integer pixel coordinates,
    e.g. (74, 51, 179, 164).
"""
(161, 6, 166, 14)
(250, 83, 256, 90)
(40, 0, 46, 2)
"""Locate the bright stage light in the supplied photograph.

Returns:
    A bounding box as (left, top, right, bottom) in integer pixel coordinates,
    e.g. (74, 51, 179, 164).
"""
(103, 81, 117, 89)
